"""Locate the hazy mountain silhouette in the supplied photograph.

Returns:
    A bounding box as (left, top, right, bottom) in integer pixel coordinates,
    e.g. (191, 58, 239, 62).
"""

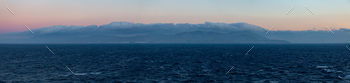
(1, 31, 288, 43)
(2, 21, 350, 43)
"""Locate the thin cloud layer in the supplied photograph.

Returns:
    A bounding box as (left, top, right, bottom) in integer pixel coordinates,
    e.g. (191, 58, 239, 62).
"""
(11, 22, 266, 36)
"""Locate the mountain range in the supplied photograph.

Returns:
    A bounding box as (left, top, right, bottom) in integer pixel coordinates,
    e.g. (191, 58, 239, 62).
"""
(0, 30, 289, 43)
(1, 22, 350, 43)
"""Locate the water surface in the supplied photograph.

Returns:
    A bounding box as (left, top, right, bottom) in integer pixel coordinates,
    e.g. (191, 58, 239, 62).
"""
(0, 44, 350, 82)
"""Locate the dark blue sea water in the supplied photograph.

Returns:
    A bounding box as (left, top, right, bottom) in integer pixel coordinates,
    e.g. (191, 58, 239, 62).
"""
(1, 44, 350, 82)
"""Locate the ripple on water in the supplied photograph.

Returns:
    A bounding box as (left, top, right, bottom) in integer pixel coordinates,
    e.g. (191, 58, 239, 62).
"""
(90, 72, 102, 75)
(74, 73, 88, 75)
(62, 72, 101, 76)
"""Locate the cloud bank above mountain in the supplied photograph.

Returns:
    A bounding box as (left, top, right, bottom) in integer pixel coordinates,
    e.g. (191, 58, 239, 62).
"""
(1, 22, 350, 43)
(9, 22, 266, 35)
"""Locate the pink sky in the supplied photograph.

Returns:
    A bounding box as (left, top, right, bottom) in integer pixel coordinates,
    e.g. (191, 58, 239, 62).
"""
(1, 0, 350, 33)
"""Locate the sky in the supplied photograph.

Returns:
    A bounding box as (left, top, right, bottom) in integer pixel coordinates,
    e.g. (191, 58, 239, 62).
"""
(1, 0, 350, 33)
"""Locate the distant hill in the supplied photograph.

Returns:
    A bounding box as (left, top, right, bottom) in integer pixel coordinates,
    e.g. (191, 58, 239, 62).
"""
(54, 31, 289, 43)
(0, 30, 290, 43)
(0, 22, 304, 43)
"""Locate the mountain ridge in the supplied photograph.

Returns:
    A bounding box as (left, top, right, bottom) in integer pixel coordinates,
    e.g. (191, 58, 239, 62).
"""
(5, 21, 350, 43)
(50, 31, 290, 43)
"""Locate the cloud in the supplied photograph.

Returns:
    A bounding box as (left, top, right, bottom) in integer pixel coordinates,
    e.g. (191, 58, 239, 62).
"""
(21, 21, 266, 36)
(340, 28, 350, 32)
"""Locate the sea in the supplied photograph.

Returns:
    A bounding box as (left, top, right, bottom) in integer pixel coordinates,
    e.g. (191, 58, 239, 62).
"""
(1, 44, 350, 82)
